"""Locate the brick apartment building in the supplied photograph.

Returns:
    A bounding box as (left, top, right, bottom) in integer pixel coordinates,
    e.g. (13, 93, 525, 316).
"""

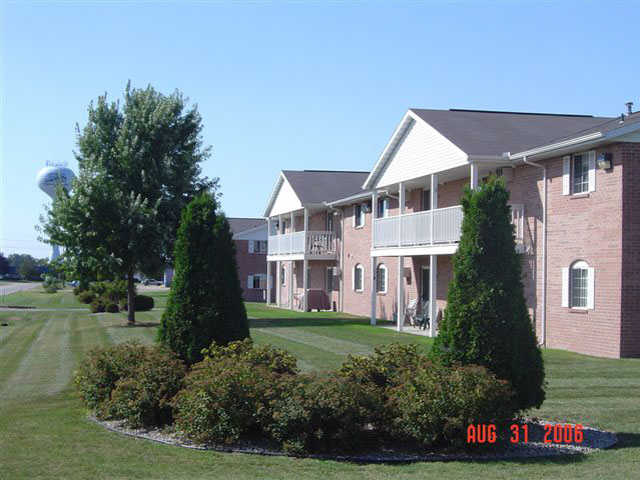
(228, 218, 271, 303)
(264, 106, 640, 358)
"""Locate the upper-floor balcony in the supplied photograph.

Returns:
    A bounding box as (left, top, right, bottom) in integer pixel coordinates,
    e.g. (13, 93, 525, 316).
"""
(372, 203, 525, 255)
(267, 230, 337, 260)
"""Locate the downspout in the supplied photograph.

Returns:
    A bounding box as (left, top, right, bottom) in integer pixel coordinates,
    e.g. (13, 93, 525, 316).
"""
(521, 155, 547, 348)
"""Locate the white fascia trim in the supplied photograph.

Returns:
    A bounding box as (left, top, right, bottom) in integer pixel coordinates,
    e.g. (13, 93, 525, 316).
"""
(263, 173, 285, 218)
(326, 191, 372, 207)
(371, 244, 458, 257)
(362, 111, 415, 190)
(510, 132, 603, 160)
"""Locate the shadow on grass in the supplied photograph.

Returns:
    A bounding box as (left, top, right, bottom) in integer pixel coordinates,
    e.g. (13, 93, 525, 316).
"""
(609, 431, 640, 450)
(249, 317, 395, 329)
(111, 322, 160, 328)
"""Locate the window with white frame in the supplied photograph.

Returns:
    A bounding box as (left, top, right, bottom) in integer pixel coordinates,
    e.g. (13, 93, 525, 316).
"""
(376, 264, 387, 293)
(280, 266, 286, 286)
(563, 151, 596, 195)
(326, 267, 334, 292)
(354, 204, 365, 228)
(562, 260, 594, 309)
(353, 264, 364, 292)
(248, 240, 267, 254)
(247, 274, 267, 289)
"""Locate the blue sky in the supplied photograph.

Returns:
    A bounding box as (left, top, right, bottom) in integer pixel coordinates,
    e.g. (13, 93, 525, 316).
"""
(1, 1, 638, 257)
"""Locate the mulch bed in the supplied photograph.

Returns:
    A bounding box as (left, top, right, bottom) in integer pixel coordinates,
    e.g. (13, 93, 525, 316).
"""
(89, 416, 617, 463)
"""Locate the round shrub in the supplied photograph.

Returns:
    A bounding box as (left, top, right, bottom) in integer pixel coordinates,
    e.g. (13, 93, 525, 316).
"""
(123, 294, 154, 312)
(387, 363, 516, 449)
(90, 298, 106, 313)
(266, 373, 372, 454)
(74, 342, 185, 426)
(203, 338, 298, 375)
(106, 348, 186, 427)
(105, 302, 119, 313)
(172, 358, 284, 444)
(78, 291, 95, 304)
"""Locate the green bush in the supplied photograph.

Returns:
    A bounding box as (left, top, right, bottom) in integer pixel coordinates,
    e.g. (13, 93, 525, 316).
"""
(203, 338, 298, 375)
(430, 176, 545, 411)
(123, 294, 154, 312)
(172, 358, 284, 444)
(105, 302, 119, 313)
(77, 291, 95, 304)
(158, 193, 249, 364)
(266, 373, 372, 454)
(90, 297, 106, 313)
(106, 348, 186, 427)
(74, 342, 185, 427)
(387, 363, 516, 448)
(73, 285, 85, 296)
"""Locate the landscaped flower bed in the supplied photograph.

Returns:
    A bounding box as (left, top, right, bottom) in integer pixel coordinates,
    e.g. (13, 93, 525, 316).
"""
(75, 340, 524, 455)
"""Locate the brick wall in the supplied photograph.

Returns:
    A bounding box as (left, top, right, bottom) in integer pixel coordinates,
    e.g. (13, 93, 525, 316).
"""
(621, 143, 640, 357)
(235, 239, 269, 302)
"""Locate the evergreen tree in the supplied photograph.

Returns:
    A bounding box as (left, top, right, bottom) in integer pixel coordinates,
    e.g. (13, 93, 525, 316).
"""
(430, 176, 545, 411)
(158, 193, 249, 364)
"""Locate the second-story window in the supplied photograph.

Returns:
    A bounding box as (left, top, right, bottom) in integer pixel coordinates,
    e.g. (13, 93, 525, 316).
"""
(377, 198, 389, 218)
(354, 204, 365, 228)
(327, 212, 334, 232)
(572, 154, 589, 194)
(248, 240, 267, 254)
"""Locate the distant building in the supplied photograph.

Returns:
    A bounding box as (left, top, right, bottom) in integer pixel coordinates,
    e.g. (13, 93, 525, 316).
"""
(228, 218, 272, 303)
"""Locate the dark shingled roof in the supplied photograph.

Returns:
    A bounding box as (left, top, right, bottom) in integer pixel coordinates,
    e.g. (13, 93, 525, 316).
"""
(410, 109, 614, 156)
(282, 170, 370, 204)
(227, 217, 265, 234)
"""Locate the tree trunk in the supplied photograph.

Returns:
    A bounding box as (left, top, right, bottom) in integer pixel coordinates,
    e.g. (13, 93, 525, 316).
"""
(127, 271, 135, 325)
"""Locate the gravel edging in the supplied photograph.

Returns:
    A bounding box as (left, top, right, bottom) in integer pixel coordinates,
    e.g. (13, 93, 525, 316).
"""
(89, 416, 617, 463)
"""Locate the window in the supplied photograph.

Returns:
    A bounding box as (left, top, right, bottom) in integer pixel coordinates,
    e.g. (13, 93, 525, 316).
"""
(563, 151, 595, 195)
(422, 189, 431, 211)
(248, 240, 267, 254)
(353, 264, 364, 292)
(562, 260, 594, 309)
(280, 266, 286, 286)
(377, 198, 389, 218)
(326, 212, 334, 232)
(376, 264, 387, 293)
(354, 204, 365, 228)
(248, 274, 266, 289)
(572, 154, 589, 194)
(326, 267, 334, 292)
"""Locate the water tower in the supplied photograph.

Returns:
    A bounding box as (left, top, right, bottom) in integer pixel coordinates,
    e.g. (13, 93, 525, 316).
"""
(36, 162, 76, 261)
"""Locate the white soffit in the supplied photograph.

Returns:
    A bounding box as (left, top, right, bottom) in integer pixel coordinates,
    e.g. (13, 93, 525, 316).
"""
(373, 111, 468, 190)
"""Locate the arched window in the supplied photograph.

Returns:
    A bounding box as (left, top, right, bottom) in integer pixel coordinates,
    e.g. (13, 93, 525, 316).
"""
(562, 260, 594, 309)
(376, 264, 387, 294)
(353, 264, 364, 292)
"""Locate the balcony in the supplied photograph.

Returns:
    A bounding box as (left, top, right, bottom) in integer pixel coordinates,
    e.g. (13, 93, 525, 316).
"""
(268, 230, 337, 260)
(373, 204, 525, 254)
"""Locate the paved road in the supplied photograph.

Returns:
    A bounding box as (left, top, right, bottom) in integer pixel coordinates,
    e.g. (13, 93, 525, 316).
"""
(0, 282, 41, 296)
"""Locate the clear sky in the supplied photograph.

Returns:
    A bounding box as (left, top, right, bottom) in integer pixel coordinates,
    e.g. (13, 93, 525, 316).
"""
(1, 0, 638, 258)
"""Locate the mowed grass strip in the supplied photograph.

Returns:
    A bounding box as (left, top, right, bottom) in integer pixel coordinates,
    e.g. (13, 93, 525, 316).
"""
(0, 314, 48, 391)
(0, 313, 74, 402)
(95, 312, 158, 345)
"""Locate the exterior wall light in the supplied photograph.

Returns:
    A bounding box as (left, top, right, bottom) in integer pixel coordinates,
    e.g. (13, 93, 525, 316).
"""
(597, 153, 613, 170)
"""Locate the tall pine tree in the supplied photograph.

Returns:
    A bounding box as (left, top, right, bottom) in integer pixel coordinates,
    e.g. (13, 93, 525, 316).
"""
(430, 176, 545, 411)
(158, 193, 249, 364)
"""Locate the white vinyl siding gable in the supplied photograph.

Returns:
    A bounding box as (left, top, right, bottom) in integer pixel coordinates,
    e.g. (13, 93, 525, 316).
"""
(269, 177, 303, 217)
(375, 115, 467, 189)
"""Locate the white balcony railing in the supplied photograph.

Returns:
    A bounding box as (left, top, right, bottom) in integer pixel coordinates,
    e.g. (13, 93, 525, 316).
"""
(373, 204, 525, 249)
(268, 230, 336, 257)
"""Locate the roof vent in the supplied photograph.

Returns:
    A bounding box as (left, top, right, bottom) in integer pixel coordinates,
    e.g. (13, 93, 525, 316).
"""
(626, 101, 634, 115)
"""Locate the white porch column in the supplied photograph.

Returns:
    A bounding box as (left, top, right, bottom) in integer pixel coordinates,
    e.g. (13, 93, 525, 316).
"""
(276, 260, 281, 307)
(370, 190, 378, 325)
(266, 260, 272, 305)
(289, 260, 294, 310)
(303, 208, 309, 311)
(429, 254, 438, 337)
(290, 211, 295, 253)
(397, 256, 404, 332)
(470, 163, 479, 190)
(430, 174, 438, 244)
(398, 181, 405, 247)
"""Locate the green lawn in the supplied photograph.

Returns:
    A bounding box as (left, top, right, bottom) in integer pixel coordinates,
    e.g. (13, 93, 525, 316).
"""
(0, 292, 639, 479)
